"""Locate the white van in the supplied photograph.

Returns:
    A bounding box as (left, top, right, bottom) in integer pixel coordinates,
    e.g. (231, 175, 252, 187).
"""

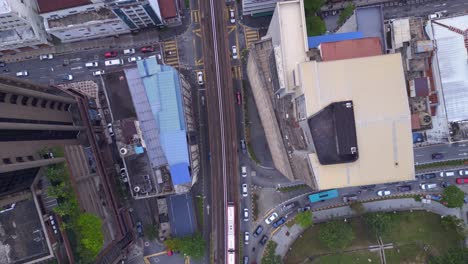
(105, 59, 123, 66)
(85, 62, 98, 68)
(420, 183, 437, 190)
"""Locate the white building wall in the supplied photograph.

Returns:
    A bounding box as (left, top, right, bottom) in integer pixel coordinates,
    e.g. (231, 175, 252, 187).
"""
(120, 4, 156, 28)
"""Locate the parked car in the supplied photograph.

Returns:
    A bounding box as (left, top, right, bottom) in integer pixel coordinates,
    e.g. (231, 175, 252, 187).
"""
(397, 185, 412, 192)
(229, 8, 235, 24)
(441, 181, 451, 188)
(104, 51, 118, 58)
(298, 206, 311, 212)
(197, 71, 204, 85)
(420, 183, 437, 190)
(0, 61, 5, 67)
(259, 235, 268, 246)
(123, 48, 136, 55)
(232, 45, 238, 59)
(141, 46, 155, 53)
(253, 225, 263, 237)
(431, 152, 444, 159)
(456, 178, 468, 184)
(135, 221, 143, 237)
(282, 201, 299, 212)
(242, 183, 248, 197)
(15, 71, 28, 77)
(85, 61, 99, 68)
(377, 190, 391, 196)
(459, 170, 468, 176)
(241, 166, 247, 177)
(430, 194, 442, 201)
(359, 184, 376, 190)
(240, 139, 246, 153)
(342, 194, 358, 203)
(265, 212, 278, 224)
(440, 171, 455, 177)
(272, 217, 286, 228)
(244, 232, 250, 244)
(107, 123, 114, 137)
(422, 173, 437, 179)
(236, 91, 242, 105)
(243, 208, 249, 221)
(62, 74, 73, 81)
(128, 56, 142, 62)
(243, 256, 249, 264)
(39, 54, 53, 60)
(93, 70, 105, 76)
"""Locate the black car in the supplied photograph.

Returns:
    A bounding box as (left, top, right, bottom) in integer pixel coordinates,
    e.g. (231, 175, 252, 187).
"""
(442, 181, 452, 188)
(253, 225, 263, 237)
(359, 184, 376, 190)
(421, 173, 437, 180)
(136, 221, 143, 237)
(282, 201, 299, 212)
(259, 235, 268, 246)
(431, 153, 444, 159)
(397, 185, 412, 192)
(298, 206, 311, 212)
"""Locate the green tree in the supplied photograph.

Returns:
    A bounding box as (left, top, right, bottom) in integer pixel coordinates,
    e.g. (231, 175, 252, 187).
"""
(76, 213, 104, 258)
(318, 220, 355, 250)
(430, 247, 468, 264)
(53, 198, 79, 217)
(304, 0, 325, 15)
(262, 241, 282, 264)
(442, 185, 465, 208)
(441, 215, 466, 239)
(338, 3, 355, 25)
(165, 233, 206, 259)
(144, 224, 157, 241)
(306, 16, 326, 36)
(295, 211, 313, 228)
(349, 202, 365, 215)
(364, 212, 393, 235)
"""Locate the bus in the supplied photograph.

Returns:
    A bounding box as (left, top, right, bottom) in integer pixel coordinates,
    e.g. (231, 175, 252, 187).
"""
(308, 189, 339, 203)
(226, 202, 236, 264)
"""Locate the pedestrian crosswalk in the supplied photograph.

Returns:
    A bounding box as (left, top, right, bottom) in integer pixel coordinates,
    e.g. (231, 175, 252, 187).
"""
(244, 26, 259, 48)
(191, 10, 200, 24)
(163, 39, 179, 68)
(232, 66, 242, 80)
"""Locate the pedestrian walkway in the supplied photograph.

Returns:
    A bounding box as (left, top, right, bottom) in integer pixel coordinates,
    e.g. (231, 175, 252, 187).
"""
(191, 10, 200, 24)
(269, 198, 462, 258)
(162, 39, 180, 68)
(243, 26, 259, 48)
(320, 0, 395, 11)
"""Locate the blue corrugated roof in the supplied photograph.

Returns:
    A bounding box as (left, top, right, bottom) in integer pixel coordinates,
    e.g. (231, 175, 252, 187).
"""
(308, 32, 363, 48)
(136, 58, 191, 185)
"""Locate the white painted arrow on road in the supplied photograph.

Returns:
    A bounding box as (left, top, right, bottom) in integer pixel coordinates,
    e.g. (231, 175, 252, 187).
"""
(206, 204, 210, 215)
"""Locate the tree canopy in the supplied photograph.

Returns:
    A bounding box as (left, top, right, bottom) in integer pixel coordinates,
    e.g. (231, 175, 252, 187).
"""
(338, 3, 355, 25)
(441, 215, 466, 239)
(442, 185, 465, 208)
(164, 233, 206, 259)
(76, 213, 104, 258)
(306, 15, 326, 36)
(430, 247, 468, 264)
(304, 0, 325, 15)
(262, 241, 282, 264)
(364, 212, 393, 235)
(318, 220, 355, 250)
(295, 211, 313, 228)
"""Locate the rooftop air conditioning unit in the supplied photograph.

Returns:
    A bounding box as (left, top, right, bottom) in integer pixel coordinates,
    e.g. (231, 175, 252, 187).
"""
(133, 186, 140, 193)
(120, 147, 128, 155)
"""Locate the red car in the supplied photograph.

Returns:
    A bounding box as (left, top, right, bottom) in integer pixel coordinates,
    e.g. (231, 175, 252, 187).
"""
(104, 51, 117, 58)
(140, 46, 154, 53)
(236, 91, 241, 105)
(456, 178, 468, 184)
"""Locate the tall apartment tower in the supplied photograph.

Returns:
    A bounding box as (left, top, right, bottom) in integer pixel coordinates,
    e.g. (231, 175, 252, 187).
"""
(0, 77, 84, 195)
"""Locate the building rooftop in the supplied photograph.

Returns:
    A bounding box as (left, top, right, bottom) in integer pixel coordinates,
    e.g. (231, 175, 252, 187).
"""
(242, 0, 279, 16)
(426, 14, 468, 122)
(0, 199, 50, 264)
(308, 32, 363, 48)
(392, 18, 411, 49)
(158, 0, 177, 18)
(48, 8, 116, 29)
(37, 0, 90, 14)
(266, 0, 308, 93)
(319, 37, 382, 61)
(0, 0, 11, 14)
(355, 6, 386, 51)
(299, 53, 414, 189)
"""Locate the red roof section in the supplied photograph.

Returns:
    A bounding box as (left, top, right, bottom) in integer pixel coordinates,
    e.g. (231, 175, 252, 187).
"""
(320, 37, 382, 61)
(158, 0, 177, 19)
(37, 0, 91, 13)
(411, 114, 421, 130)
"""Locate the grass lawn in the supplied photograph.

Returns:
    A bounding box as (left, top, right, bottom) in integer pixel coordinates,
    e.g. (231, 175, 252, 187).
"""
(195, 196, 203, 229)
(284, 211, 463, 264)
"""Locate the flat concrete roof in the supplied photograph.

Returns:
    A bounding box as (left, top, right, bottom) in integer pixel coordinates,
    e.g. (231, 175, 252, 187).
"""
(300, 53, 414, 189)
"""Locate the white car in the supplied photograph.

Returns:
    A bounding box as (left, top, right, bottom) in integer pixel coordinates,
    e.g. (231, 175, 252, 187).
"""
(127, 56, 142, 62)
(242, 183, 248, 197)
(107, 123, 114, 137)
(265, 212, 278, 225)
(39, 54, 53, 60)
(377, 190, 391, 196)
(244, 231, 250, 244)
(243, 208, 249, 221)
(420, 183, 437, 190)
(229, 8, 235, 24)
(459, 170, 468, 176)
(197, 71, 204, 85)
(92, 70, 105, 76)
(232, 45, 238, 59)
(85, 61, 99, 68)
(123, 48, 136, 55)
(16, 71, 28, 77)
(241, 166, 247, 178)
(62, 74, 73, 81)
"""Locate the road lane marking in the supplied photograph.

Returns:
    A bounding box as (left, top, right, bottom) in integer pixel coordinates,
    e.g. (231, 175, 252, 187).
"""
(191, 10, 200, 24)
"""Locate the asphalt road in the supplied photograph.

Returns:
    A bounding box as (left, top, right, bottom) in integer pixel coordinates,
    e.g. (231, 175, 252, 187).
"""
(414, 143, 468, 164)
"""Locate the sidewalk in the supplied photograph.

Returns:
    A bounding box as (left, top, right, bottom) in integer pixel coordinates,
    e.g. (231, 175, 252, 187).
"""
(271, 198, 462, 258)
(321, 0, 394, 11)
